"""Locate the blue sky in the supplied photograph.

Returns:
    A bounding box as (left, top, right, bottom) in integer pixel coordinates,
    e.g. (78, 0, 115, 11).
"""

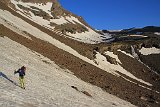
(59, 0, 160, 30)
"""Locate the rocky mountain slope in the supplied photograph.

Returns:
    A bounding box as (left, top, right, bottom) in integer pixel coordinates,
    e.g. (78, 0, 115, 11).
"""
(0, 0, 160, 107)
(7, 0, 112, 44)
(101, 26, 160, 75)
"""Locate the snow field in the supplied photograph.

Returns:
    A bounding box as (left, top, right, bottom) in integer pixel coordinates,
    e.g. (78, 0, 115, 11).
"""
(139, 47, 160, 55)
(66, 28, 112, 44)
(0, 37, 136, 107)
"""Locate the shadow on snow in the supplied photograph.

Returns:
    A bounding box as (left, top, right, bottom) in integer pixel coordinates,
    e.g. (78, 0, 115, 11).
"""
(0, 71, 20, 87)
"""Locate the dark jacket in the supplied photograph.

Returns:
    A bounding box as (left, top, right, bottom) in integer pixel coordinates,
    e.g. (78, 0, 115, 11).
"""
(15, 69, 25, 77)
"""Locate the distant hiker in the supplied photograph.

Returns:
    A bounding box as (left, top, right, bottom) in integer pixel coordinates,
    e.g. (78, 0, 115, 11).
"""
(14, 66, 26, 89)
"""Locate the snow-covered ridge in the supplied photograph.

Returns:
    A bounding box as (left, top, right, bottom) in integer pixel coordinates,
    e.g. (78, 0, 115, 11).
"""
(139, 47, 160, 55)
(108, 30, 122, 32)
(10, 0, 111, 44)
(0, 9, 152, 87)
(66, 28, 112, 44)
(0, 37, 136, 107)
(154, 32, 160, 35)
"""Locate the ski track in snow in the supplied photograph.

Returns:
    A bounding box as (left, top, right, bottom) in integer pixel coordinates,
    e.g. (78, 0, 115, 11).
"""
(0, 9, 152, 87)
(0, 37, 136, 107)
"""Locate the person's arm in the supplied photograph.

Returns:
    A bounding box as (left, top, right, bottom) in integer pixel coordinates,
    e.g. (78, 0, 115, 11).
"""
(14, 69, 20, 74)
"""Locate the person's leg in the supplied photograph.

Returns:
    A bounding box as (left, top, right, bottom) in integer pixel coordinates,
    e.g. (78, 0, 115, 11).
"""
(22, 77, 25, 89)
(19, 77, 22, 88)
(19, 76, 25, 89)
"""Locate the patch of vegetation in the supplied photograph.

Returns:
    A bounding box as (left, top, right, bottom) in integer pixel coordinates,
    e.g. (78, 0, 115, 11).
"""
(55, 22, 88, 34)
(30, 6, 42, 11)
(17, 4, 51, 20)
(50, 22, 57, 27)
(102, 54, 118, 65)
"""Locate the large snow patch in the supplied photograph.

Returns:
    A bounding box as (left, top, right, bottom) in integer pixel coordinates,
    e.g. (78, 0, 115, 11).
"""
(0, 37, 136, 107)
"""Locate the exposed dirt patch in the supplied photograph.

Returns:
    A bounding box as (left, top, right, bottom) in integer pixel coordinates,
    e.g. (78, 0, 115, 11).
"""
(140, 54, 160, 74)
(55, 22, 88, 34)
(0, 35, 4, 37)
